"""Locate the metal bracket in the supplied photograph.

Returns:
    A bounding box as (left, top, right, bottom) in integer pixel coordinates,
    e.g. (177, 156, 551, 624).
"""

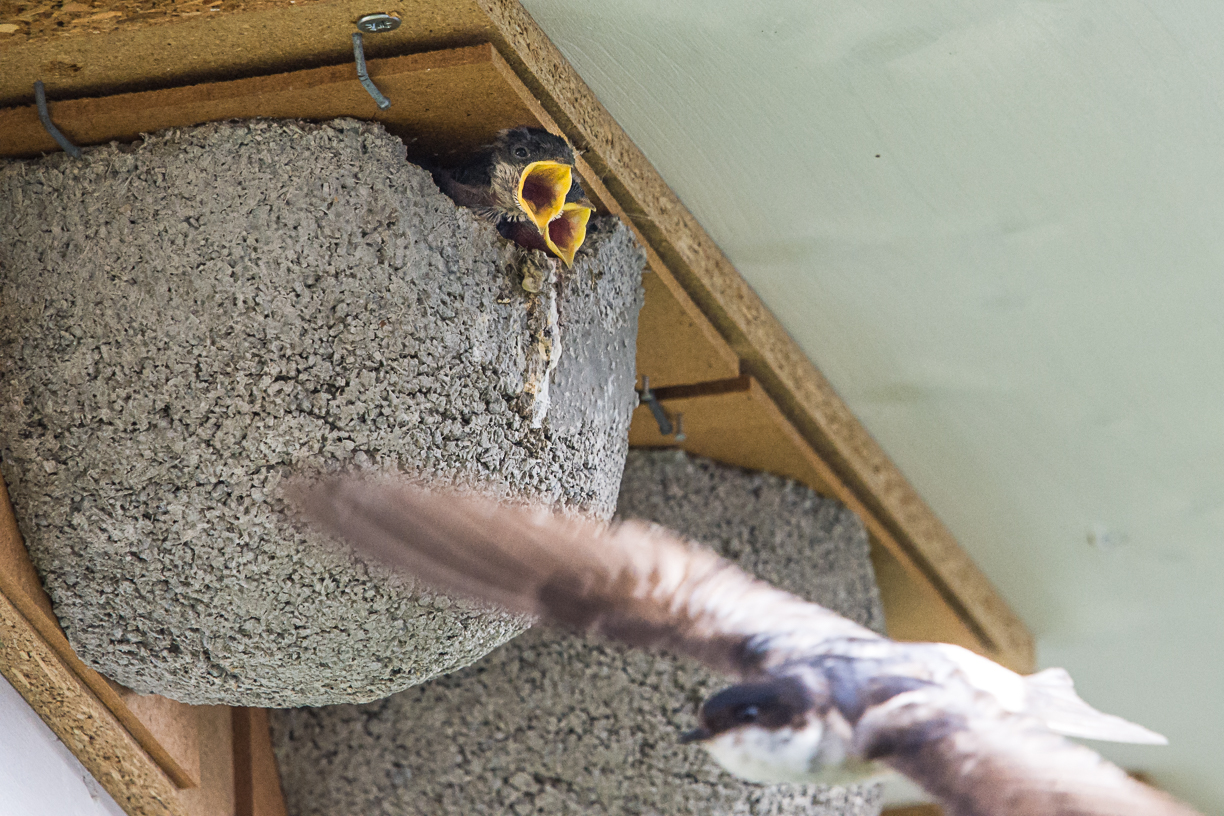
(638, 376, 685, 441)
(351, 33, 391, 110)
(34, 81, 81, 158)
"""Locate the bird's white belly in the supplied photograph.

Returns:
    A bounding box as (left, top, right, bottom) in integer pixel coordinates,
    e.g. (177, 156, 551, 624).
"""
(702, 725, 883, 786)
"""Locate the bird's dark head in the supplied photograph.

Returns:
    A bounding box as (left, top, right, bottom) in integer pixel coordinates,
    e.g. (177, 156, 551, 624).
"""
(493, 127, 576, 167)
(681, 675, 875, 784)
(682, 675, 816, 744)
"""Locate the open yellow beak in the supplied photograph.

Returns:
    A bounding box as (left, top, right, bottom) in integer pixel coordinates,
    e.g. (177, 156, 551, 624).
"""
(544, 202, 593, 268)
(516, 160, 573, 234)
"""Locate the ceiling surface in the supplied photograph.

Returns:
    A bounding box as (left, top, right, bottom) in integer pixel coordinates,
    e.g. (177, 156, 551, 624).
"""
(520, 1, 1223, 810)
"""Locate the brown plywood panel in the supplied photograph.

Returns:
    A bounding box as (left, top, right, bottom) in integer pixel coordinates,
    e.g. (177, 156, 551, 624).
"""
(869, 543, 990, 659)
(110, 681, 204, 788)
(180, 706, 236, 816)
(628, 378, 996, 663)
(0, 0, 496, 106)
(637, 263, 740, 388)
(233, 708, 289, 816)
(0, 477, 59, 623)
(0, 44, 541, 162)
(629, 377, 842, 498)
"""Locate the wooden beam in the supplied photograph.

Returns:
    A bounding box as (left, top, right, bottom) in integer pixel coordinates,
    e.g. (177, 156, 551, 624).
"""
(233, 708, 290, 816)
(0, 44, 538, 162)
(0, 0, 491, 107)
(108, 680, 203, 788)
(179, 706, 235, 816)
(629, 378, 998, 661)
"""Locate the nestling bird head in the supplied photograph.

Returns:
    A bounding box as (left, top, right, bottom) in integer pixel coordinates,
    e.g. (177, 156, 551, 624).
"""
(682, 675, 881, 785)
(436, 126, 595, 266)
(488, 127, 577, 228)
(489, 128, 593, 266)
(491, 126, 578, 168)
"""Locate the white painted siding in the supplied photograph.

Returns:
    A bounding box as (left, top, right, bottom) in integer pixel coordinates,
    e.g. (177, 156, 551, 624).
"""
(0, 674, 125, 816)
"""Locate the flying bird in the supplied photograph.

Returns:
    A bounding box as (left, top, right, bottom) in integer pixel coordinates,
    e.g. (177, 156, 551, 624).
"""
(292, 476, 1201, 816)
(433, 126, 593, 267)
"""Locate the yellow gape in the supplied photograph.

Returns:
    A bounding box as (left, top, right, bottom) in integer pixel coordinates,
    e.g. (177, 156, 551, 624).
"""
(515, 160, 572, 234)
(544, 202, 593, 268)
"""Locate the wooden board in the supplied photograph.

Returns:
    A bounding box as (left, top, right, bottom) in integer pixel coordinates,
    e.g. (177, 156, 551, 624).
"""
(638, 261, 740, 388)
(179, 706, 235, 816)
(233, 708, 289, 816)
(0, 0, 493, 107)
(629, 377, 1003, 663)
(109, 680, 203, 787)
(0, 44, 535, 162)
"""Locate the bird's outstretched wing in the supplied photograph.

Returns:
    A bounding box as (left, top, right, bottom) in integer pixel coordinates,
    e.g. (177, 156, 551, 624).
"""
(858, 683, 1200, 816)
(293, 476, 1201, 816)
(290, 476, 878, 678)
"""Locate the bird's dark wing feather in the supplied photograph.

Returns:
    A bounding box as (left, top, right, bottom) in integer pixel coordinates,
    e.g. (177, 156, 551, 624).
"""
(431, 169, 499, 211)
(857, 684, 1200, 816)
(294, 476, 1202, 816)
(291, 476, 878, 678)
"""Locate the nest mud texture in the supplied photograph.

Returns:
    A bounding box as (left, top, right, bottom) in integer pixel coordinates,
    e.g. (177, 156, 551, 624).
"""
(0, 118, 645, 706)
(270, 450, 885, 816)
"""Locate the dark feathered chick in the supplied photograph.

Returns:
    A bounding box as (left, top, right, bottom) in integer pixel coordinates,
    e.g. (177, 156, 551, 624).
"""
(433, 127, 594, 267)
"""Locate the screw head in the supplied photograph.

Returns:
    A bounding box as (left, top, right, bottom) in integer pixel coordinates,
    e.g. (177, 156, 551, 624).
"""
(357, 12, 401, 33)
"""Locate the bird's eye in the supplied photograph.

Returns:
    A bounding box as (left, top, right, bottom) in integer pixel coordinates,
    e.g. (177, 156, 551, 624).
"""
(736, 705, 760, 723)
(513, 146, 530, 159)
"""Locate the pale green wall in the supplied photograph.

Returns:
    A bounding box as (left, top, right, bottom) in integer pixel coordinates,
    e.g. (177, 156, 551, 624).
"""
(521, 1, 1224, 810)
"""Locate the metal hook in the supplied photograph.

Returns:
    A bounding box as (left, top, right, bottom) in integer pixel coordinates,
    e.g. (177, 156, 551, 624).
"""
(638, 376, 675, 438)
(34, 81, 81, 158)
(351, 33, 391, 110)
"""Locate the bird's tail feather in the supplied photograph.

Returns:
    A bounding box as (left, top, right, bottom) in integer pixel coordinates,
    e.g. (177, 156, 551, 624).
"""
(1024, 667, 1167, 744)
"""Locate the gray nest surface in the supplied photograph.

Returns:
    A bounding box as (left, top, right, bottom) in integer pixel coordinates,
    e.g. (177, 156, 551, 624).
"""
(0, 118, 645, 706)
(271, 450, 886, 816)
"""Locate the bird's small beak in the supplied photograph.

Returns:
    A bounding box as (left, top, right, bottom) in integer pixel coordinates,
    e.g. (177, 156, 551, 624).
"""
(679, 727, 712, 745)
(516, 160, 572, 234)
(544, 202, 593, 268)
